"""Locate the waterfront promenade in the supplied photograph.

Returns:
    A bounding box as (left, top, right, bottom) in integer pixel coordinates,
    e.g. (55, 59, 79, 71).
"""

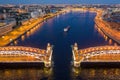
(0, 11, 65, 47)
(94, 9, 120, 44)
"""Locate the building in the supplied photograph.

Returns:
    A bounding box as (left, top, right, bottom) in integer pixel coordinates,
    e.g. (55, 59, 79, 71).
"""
(0, 19, 16, 36)
(30, 11, 40, 18)
(0, 13, 6, 20)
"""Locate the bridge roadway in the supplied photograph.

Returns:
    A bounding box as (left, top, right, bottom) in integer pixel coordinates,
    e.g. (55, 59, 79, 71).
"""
(0, 43, 53, 67)
(72, 43, 120, 67)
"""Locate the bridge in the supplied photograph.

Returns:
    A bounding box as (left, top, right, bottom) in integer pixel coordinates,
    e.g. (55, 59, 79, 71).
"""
(0, 43, 53, 67)
(72, 43, 120, 67)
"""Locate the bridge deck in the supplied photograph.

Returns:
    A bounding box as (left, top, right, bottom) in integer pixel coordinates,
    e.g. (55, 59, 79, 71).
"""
(0, 44, 53, 67)
(72, 44, 120, 67)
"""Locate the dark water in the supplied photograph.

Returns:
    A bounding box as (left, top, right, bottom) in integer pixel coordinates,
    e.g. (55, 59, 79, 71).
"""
(5, 11, 119, 80)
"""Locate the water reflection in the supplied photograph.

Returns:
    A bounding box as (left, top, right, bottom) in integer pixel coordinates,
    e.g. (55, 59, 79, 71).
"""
(109, 39, 112, 45)
(11, 23, 44, 46)
(26, 23, 43, 37)
(94, 24, 118, 45)
(21, 35, 25, 41)
(0, 68, 53, 80)
(72, 67, 120, 80)
(114, 43, 118, 46)
(13, 40, 18, 45)
(26, 31, 30, 38)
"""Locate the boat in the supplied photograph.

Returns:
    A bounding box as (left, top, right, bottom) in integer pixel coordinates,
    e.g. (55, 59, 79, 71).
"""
(64, 26, 70, 32)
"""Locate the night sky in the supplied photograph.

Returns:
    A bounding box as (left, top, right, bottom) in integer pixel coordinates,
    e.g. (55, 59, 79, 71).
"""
(0, 0, 120, 4)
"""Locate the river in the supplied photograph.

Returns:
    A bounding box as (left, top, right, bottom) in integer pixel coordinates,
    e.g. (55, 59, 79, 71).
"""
(2, 11, 119, 80)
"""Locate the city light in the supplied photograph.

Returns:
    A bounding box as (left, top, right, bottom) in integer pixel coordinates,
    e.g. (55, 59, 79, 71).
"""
(0, 2, 120, 80)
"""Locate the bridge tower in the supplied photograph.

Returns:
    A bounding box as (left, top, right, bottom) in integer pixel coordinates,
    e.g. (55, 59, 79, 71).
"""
(45, 43, 53, 67)
(72, 43, 80, 67)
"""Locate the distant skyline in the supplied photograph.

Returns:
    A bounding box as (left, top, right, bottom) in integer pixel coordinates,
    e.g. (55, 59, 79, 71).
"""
(0, 0, 120, 4)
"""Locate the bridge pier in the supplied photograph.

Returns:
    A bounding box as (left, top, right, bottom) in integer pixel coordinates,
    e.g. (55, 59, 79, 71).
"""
(44, 43, 53, 67)
(74, 61, 80, 67)
(72, 43, 81, 67)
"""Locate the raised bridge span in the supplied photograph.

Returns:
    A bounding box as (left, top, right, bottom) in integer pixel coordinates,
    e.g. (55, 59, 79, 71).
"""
(0, 43, 53, 67)
(72, 43, 120, 67)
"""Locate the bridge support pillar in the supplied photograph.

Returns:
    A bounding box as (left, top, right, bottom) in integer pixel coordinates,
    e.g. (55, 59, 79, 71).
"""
(74, 61, 80, 67)
(45, 62, 51, 68)
(72, 43, 80, 67)
(45, 43, 53, 67)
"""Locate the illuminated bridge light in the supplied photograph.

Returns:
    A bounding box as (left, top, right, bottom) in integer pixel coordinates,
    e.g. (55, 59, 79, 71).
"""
(72, 43, 120, 67)
(88, 49, 91, 52)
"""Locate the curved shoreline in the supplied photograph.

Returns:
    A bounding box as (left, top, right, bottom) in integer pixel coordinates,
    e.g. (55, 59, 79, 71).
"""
(94, 10, 120, 44)
(95, 20, 120, 44)
(73, 8, 120, 45)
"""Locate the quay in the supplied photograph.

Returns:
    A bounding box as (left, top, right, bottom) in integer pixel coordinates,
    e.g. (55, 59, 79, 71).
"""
(94, 9, 120, 44)
(0, 10, 65, 47)
(71, 8, 120, 44)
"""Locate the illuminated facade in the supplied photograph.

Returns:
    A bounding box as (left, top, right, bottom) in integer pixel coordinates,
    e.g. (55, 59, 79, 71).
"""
(0, 20, 16, 36)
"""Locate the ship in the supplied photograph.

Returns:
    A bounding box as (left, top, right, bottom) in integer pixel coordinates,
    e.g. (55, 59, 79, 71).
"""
(64, 26, 70, 32)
